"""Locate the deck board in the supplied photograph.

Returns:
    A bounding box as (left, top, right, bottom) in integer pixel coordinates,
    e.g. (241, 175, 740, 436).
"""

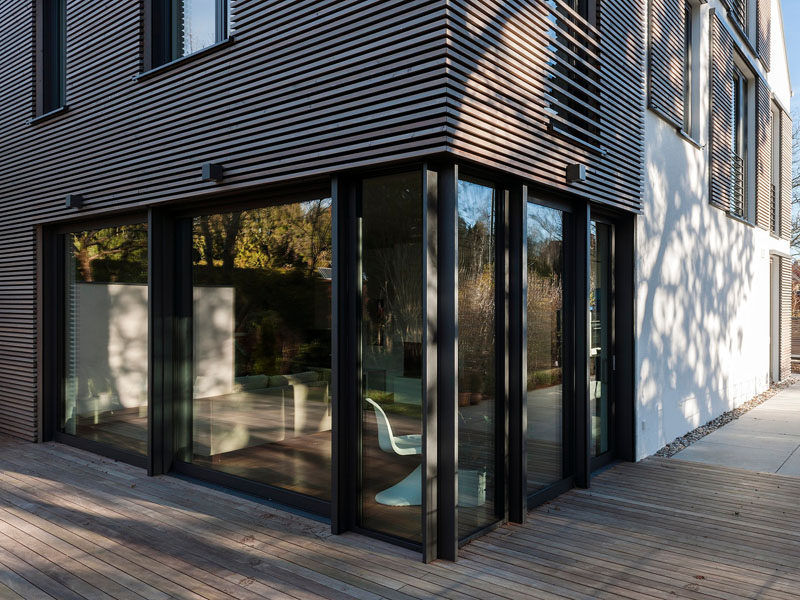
(0, 438, 798, 599)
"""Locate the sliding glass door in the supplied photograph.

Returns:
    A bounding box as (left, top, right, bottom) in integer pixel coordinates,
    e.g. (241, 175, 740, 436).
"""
(526, 202, 571, 496)
(175, 199, 333, 502)
(62, 223, 149, 458)
(590, 220, 614, 465)
(358, 172, 424, 543)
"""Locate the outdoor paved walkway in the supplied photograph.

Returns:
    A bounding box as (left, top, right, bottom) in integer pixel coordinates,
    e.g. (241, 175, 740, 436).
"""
(0, 436, 800, 598)
(675, 383, 800, 475)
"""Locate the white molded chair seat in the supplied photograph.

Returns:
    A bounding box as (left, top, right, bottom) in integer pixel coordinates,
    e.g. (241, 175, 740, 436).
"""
(365, 397, 422, 456)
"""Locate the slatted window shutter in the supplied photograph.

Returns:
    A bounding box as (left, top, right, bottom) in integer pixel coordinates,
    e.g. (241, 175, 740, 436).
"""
(709, 14, 736, 211)
(756, 0, 771, 69)
(780, 256, 792, 379)
(754, 77, 771, 230)
(780, 110, 793, 240)
(648, 0, 685, 128)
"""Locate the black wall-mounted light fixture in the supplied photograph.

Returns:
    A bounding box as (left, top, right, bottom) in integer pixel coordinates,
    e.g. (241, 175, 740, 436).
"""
(201, 162, 224, 182)
(566, 163, 587, 184)
(65, 193, 84, 209)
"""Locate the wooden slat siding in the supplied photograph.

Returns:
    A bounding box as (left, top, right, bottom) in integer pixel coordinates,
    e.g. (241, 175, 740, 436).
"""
(444, 0, 645, 212)
(0, 0, 645, 441)
(709, 12, 736, 211)
(780, 110, 792, 240)
(780, 257, 792, 380)
(754, 76, 771, 230)
(648, 0, 685, 129)
(756, 0, 770, 69)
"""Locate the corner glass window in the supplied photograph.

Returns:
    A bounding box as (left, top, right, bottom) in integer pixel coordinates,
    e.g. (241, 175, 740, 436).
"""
(151, 0, 229, 67)
(359, 173, 424, 543)
(62, 224, 149, 456)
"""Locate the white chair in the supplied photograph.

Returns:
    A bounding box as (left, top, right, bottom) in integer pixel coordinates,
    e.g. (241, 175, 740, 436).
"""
(365, 397, 422, 456)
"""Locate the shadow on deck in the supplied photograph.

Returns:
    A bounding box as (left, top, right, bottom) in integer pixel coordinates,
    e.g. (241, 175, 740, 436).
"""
(0, 436, 797, 599)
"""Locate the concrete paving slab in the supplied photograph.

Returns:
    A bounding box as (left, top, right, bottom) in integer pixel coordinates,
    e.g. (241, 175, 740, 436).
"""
(722, 416, 800, 436)
(697, 428, 800, 453)
(777, 449, 800, 476)
(677, 442, 789, 471)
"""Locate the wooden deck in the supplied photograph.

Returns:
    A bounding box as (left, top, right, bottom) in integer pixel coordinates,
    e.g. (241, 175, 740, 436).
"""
(0, 437, 798, 600)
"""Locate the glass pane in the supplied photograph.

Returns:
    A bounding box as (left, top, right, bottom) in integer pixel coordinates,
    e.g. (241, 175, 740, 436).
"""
(457, 178, 496, 538)
(526, 203, 566, 494)
(177, 0, 219, 57)
(360, 173, 423, 543)
(63, 224, 149, 455)
(187, 200, 333, 501)
(589, 221, 612, 457)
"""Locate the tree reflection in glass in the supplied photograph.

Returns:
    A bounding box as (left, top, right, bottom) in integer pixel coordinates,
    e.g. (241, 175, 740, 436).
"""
(63, 224, 149, 455)
(526, 203, 566, 493)
(457, 178, 497, 538)
(186, 199, 333, 501)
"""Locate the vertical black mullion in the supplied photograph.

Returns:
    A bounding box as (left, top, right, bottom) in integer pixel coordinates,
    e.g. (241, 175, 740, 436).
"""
(148, 209, 175, 476)
(422, 166, 438, 563)
(507, 186, 526, 523)
(437, 163, 458, 561)
(173, 219, 193, 466)
(614, 215, 635, 462)
(495, 187, 510, 523)
(332, 176, 358, 535)
(216, 0, 226, 41)
(574, 204, 591, 488)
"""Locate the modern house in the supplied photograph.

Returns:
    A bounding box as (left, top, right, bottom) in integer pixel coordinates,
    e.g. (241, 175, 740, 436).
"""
(0, 0, 791, 564)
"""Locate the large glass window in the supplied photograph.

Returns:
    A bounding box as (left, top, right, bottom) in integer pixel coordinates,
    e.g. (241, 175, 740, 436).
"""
(590, 221, 613, 458)
(40, 0, 66, 114)
(151, 0, 229, 67)
(457, 178, 497, 538)
(181, 199, 333, 501)
(526, 203, 568, 494)
(359, 173, 424, 543)
(63, 224, 149, 456)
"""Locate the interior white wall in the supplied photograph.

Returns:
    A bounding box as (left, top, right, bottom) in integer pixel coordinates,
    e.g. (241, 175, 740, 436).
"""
(636, 0, 791, 460)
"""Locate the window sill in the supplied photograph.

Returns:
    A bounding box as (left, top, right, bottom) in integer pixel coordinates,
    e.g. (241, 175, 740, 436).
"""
(726, 211, 754, 227)
(134, 37, 235, 82)
(28, 105, 68, 126)
(677, 128, 704, 150)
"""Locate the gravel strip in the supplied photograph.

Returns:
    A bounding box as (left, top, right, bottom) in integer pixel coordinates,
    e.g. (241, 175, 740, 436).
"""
(655, 377, 800, 458)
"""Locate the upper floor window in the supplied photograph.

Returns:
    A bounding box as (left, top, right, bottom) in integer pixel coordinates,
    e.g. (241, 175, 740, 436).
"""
(37, 0, 66, 115)
(770, 104, 781, 234)
(150, 0, 229, 68)
(682, 3, 693, 135)
(730, 68, 748, 218)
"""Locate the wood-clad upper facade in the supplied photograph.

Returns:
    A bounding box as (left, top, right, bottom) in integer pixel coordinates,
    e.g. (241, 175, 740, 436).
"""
(0, 0, 646, 443)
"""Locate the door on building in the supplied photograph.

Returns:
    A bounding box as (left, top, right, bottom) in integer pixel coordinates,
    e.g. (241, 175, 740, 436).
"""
(770, 257, 780, 383)
(589, 219, 615, 470)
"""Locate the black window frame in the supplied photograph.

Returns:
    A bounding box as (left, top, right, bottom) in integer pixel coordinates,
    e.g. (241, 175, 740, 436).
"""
(731, 67, 749, 219)
(36, 0, 67, 118)
(683, 3, 694, 136)
(148, 0, 230, 70)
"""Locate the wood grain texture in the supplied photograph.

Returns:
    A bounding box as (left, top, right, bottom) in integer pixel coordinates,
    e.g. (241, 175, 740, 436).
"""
(1, 437, 800, 596)
(755, 76, 772, 230)
(648, 0, 685, 129)
(709, 12, 736, 212)
(0, 0, 646, 441)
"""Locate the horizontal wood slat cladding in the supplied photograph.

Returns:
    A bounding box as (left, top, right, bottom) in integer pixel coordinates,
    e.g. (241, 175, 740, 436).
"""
(648, 0, 685, 128)
(756, 0, 770, 69)
(754, 77, 771, 230)
(709, 13, 735, 211)
(780, 110, 792, 240)
(0, 0, 645, 441)
(444, 0, 645, 212)
(780, 256, 792, 379)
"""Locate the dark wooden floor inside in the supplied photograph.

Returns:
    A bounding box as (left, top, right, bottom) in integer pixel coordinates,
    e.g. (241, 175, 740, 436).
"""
(0, 436, 798, 599)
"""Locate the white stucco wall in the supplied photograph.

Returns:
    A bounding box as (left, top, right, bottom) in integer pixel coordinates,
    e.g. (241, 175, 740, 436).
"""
(636, 0, 792, 459)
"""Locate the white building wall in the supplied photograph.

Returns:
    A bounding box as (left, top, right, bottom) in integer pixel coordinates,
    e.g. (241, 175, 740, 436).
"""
(636, 0, 792, 459)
